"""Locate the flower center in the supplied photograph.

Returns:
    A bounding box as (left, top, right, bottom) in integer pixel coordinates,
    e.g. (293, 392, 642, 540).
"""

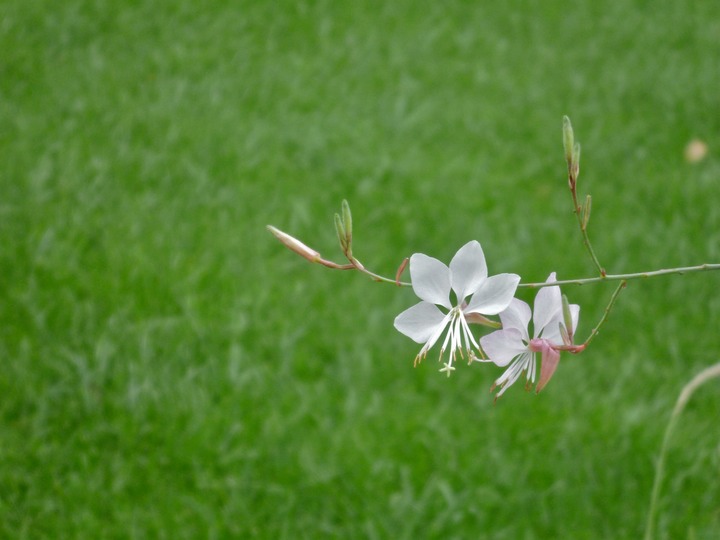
(528, 338, 546, 353)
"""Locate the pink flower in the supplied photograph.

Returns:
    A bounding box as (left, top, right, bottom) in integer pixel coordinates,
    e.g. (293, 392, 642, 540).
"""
(480, 273, 580, 398)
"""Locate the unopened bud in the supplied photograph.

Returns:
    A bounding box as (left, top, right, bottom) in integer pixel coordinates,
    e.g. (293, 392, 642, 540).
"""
(559, 323, 571, 347)
(267, 225, 320, 262)
(582, 194, 592, 229)
(562, 116, 575, 165)
(465, 313, 502, 329)
(334, 213, 348, 252)
(571, 142, 581, 179)
(341, 200, 352, 244)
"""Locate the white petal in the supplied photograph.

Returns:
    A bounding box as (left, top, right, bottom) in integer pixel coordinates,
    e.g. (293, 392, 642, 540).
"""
(539, 314, 564, 343)
(394, 302, 448, 344)
(449, 240, 487, 303)
(533, 272, 562, 337)
(480, 328, 527, 367)
(464, 273, 521, 315)
(498, 298, 531, 340)
(543, 303, 580, 345)
(570, 304, 580, 333)
(409, 253, 451, 308)
(424, 312, 454, 354)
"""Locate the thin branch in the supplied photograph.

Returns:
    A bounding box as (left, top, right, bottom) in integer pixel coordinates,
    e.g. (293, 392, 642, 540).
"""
(563, 117, 606, 276)
(347, 256, 411, 286)
(580, 280, 626, 348)
(518, 264, 720, 289)
(569, 174, 605, 276)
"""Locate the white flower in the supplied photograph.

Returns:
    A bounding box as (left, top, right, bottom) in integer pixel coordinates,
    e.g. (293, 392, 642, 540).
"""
(480, 272, 580, 398)
(394, 241, 520, 374)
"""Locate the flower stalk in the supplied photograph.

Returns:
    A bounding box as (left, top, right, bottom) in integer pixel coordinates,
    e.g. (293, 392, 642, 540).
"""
(563, 116, 605, 277)
(518, 264, 720, 289)
(579, 280, 626, 348)
(267, 201, 413, 285)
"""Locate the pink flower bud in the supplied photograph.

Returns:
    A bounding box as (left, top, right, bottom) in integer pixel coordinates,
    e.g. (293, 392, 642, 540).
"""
(266, 225, 320, 263)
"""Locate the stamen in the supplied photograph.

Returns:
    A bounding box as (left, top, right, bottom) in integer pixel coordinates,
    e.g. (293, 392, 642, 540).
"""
(453, 318, 464, 360)
(459, 312, 479, 350)
(440, 315, 454, 360)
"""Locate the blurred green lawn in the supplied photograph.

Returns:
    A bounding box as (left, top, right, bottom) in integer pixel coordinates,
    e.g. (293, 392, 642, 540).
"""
(2, 0, 720, 538)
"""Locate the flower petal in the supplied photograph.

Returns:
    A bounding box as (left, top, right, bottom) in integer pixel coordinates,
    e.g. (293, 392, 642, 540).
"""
(449, 240, 487, 303)
(536, 343, 561, 393)
(493, 352, 534, 398)
(498, 298, 531, 339)
(409, 253, 451, 308)
(569, 304, 580, 334)
(480, 328, 527, 367)
(540, 316, 564, 344)
(543, 303, 580, 345)
(394, 301, 448, 344)
(533, 272, 562, 337)
(465, 273, 521, 315)
(424, 311, 454, 354)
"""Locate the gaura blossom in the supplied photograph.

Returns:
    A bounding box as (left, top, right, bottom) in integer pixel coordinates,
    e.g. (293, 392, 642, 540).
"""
(393, 241, 520, 375)
(480, 272, 580, 398)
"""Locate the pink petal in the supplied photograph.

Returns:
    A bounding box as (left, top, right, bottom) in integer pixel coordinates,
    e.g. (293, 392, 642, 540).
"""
(536, 343, 561, 393)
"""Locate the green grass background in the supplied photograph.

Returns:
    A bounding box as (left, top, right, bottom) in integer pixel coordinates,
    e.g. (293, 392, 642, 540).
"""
(2, 0, 720, 538)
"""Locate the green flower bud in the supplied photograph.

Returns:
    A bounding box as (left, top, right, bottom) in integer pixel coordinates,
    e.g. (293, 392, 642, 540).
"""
(334, 213, 348, 252)
(559, 322, 571, 347)
(571, 142, 581, 179)
(341, 199, 352, 252)
(562, 116, 575, 165)
(582, 194, 592, 229)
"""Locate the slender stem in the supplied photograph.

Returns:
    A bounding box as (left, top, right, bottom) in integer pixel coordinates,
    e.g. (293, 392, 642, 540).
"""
(315, 259, 356, 270)
(581, 280, 626, 348)
(644, 362, 720, 540)
(348, 256, 411, 286)
(570, 183, 605, 276)
(324, 261, 720, 289)
(326, 261, 720, 289)
(518, 264, 720, 289)
(551, 281, 625, 355)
